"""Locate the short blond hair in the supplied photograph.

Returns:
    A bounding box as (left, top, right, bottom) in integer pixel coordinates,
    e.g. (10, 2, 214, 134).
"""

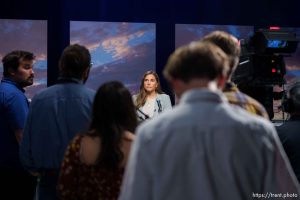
(163, 41, 230, 83)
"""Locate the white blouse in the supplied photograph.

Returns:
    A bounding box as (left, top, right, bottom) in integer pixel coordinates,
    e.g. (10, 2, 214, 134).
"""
(141, 98, 156, 118)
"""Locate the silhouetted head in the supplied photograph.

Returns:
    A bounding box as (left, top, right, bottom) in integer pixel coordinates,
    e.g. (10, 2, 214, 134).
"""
(59, 44, 91, 82)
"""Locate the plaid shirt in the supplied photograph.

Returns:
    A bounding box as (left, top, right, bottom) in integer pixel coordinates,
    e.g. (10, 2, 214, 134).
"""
(224, 82, 269, 119)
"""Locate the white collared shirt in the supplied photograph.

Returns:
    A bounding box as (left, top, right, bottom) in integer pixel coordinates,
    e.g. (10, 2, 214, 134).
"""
(120, 89, 299, 200)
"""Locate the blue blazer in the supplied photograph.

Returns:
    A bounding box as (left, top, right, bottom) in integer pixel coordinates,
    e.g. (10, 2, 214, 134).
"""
(133, 93, 172, 121)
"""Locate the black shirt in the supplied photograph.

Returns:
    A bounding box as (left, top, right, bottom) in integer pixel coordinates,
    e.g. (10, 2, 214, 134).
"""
(276, 115, 300, 183)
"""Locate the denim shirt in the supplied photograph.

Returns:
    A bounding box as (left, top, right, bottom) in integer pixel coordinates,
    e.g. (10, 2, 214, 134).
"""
(20, 79, 95, 172)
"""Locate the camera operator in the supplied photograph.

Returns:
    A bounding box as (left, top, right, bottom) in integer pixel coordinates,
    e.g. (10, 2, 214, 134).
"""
(277, 81, 300, 183)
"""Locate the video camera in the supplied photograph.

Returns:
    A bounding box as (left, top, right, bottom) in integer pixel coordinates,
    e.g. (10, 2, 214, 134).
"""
(232, 28, 299, 86)
(232, 28, 299, 119)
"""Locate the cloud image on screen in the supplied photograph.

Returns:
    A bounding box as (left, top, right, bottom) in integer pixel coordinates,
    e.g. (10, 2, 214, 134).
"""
(175, 24, 254, 48)
(0, 19, 47, 100)
(279, 27, 300, 86)
(70, 21, 156, 94)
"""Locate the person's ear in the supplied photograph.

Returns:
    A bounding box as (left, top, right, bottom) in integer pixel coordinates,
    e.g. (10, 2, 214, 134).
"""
(7, 68, 16, 76)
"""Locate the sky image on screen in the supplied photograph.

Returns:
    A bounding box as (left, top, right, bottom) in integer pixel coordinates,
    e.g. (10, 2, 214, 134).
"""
(281, 27, 300, 86)
(0, 19, 47, 100)
(175, 24, 254, 48)
(70, 21, 156, 94)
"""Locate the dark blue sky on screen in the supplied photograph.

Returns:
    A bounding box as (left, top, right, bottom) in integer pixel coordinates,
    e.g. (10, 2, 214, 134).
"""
(175, 24, 254, 48)
(70, 21, 156, 94)
(0, 19, 47, 99)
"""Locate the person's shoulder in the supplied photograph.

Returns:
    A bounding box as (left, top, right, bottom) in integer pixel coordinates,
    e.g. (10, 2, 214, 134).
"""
(0, 81, 13, 91)
(227, 102, 263, 121)
(276, 120, 296, 134)
(34, 84, 95, 100)
(77, 84, 94, 92)
(132, 94, 138, 102)
(29, 84, 63, 104)
(217, 104, 277, 150)
(66, 83, 95, 94)
(0, 88, 27, 106)
(36, 84, 60, 95)
(230, 88, 263, 108)
(0, 82, 24, 97)
(228, 104, 274, 133)
(85, 86, 95, 94)
(30, 84, 58, 101)
(225, 89, 268, 117)
(123, 130, 135, 142)
(132, 93, 138, 99)
(81, 86, 96, 97)
(157, 93, 171, 101)
(276, 122, 286, 134)
(80, 134, 101, 165)
(158, 93, 169, 98)
(241, 92, 264, 107)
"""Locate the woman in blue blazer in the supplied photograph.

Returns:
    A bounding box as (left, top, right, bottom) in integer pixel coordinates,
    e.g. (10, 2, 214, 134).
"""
(133, 70, 172, 121)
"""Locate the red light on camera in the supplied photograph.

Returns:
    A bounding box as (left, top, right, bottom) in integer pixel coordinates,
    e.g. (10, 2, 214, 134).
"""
(269, 26, 281, 30)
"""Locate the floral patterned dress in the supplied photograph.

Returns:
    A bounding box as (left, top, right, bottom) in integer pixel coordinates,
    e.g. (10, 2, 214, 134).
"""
(58, 135, 124, 200)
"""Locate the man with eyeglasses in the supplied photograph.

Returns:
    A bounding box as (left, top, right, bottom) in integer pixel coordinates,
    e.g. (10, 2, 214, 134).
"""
(20, 44, 95, 200)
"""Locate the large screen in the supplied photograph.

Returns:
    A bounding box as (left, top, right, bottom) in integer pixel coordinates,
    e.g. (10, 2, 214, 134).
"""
(70, 21, 156, 94)
(0, 19, 47, 100)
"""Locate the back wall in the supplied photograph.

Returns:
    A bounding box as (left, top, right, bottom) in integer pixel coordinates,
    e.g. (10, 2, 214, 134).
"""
(1, 0, 299, 99)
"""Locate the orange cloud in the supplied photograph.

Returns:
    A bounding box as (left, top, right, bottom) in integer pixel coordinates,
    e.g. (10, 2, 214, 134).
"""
(86, 42, 101, 51)
(102, 35, 130, 59)
(102, 30, 146, 59)
(36, 53, 47, 60)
